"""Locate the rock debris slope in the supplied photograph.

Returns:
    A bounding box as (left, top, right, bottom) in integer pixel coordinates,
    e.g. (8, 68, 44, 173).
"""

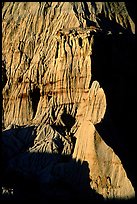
(2, 2, 135, 201)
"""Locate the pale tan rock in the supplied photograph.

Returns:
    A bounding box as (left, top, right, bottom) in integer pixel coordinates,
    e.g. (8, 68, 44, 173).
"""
(2, 2, 135, 128)
(73, 120, 135, 199)
(2, 2, 135, 200)
(76, 80, 106, 125)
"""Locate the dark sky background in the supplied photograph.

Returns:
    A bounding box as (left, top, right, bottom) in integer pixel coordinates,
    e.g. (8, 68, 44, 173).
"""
(91, 4, 136, 191)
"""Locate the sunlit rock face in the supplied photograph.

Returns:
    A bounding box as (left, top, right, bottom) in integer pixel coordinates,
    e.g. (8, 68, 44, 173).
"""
(2, 2, 135, 201)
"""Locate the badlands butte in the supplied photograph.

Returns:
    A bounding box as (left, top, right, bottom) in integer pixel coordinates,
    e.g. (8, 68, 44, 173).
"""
(1, 2, 136, 203)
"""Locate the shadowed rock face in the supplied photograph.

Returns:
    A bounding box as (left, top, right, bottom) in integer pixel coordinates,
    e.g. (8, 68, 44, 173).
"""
(2, 2, 135, 202)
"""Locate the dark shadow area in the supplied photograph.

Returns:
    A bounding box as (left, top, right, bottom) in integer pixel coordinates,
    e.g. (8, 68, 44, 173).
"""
(97, 13, 133, 35)
(125, 2, 136, 23)
(51, 106, 76, 134)
(30, 86, 40, 118)
(1, 125, 36, 154)
(0, 130, 103, 203)
(1, 153, 135, 204)
(0, 126, 136, 204)
(60, 110, 76, 132)
(2, 60, 7, 89)
(91, 18, 136, 192)
(0, 125, 36, 181)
